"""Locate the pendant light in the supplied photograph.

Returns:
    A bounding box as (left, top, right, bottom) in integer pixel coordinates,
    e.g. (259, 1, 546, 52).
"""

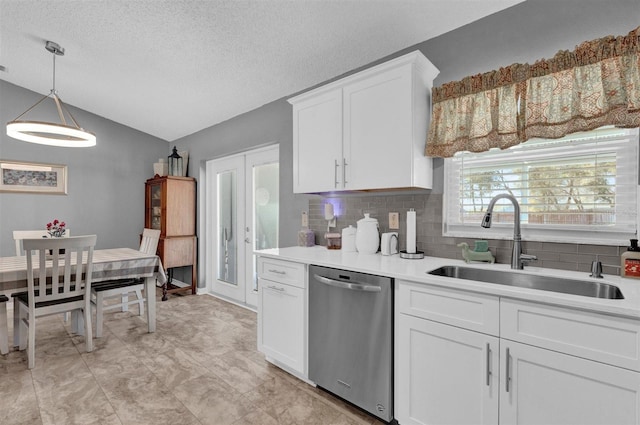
(6, 41, 96, 147)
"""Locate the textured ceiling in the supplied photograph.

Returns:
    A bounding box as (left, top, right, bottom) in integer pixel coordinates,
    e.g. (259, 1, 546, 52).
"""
(0, 0, 523, 142)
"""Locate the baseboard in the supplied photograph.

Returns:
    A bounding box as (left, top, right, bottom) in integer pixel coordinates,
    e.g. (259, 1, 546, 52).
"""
(202, 292, 256, 312)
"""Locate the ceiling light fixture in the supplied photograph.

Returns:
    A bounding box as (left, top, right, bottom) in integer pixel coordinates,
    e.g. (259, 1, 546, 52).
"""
(6, 41, 96, 147)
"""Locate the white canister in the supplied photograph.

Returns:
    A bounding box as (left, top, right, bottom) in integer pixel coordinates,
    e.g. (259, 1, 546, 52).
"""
(341, 225, 357, 252)
(153, 159, 168, 176)
(381, 232, 399, 256)
(356, 213, 380, 254)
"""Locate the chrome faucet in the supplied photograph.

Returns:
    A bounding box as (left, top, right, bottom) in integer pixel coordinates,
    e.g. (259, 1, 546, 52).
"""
(481, 194, 537, 270)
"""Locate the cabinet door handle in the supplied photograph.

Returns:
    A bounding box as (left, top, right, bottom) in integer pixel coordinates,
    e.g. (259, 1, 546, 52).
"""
(334, 159, 340, 188)
(505, 347, 511, 393)
(486, 343, 492, 386)
(343, 158, 348, 186)
(268, 269, 286, 275)
(267, 285, 285, 292)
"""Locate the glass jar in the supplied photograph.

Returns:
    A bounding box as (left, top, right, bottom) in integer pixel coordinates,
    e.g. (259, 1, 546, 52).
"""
(325, 232, 342, 250)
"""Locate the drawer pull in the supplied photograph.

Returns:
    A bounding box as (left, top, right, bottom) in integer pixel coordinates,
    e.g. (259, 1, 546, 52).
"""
(268, 269, 286, 275)
(267, 285, 285, 292)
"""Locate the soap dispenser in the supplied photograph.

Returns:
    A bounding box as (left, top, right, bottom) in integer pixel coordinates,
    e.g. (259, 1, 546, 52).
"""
(621, 239, 640, 279)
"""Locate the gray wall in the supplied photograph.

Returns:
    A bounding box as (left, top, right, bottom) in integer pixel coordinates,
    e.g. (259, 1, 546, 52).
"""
(300, 0, 640, 277)
(3, 0, 632, 280)
(0, 80, 169, 256)
(172, 97, 310, 287)
(176, 0, 639, 287)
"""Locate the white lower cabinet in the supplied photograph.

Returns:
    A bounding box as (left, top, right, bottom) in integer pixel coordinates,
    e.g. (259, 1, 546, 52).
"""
(397, 313, 499, 425)
(396, 280, 640, 425)
(257, 257, 306, 377)
(501, 340, 640, 425)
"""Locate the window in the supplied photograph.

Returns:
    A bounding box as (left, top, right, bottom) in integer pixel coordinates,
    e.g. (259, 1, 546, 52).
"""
(443, 127, 639, 245)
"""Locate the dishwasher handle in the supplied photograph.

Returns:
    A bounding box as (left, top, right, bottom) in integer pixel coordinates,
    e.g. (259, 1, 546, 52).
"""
(313, 274, 382, 292)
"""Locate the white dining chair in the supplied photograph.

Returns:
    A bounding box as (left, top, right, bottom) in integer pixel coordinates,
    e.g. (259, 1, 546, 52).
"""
(13, 235, 97, 369)
(13, 229, 71, 256)
(92, 228, 160, 338)
(14, 230, 73, 324)
(0, 294, 8, 355)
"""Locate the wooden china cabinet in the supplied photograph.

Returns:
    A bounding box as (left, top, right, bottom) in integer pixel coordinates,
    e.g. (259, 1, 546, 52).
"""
(145, 175, 197, 300)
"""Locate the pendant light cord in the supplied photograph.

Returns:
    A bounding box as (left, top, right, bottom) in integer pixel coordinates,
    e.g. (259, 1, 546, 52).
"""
(52, 49, 56, 94)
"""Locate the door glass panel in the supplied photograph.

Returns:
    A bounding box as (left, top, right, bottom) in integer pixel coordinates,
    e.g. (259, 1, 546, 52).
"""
(150, 184, 161, 230)
(252, 162, 279, 291)
(217, 170, 237, 285)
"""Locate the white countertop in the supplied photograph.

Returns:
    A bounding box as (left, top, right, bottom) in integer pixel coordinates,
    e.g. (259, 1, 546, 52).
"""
(256, 246, 640, 320)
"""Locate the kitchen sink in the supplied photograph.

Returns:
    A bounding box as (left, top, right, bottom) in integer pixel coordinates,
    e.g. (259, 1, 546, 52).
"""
(427, 266, 624, 299)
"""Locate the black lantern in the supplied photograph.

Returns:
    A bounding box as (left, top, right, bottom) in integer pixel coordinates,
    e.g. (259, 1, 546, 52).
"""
(168, 146, 183, 176)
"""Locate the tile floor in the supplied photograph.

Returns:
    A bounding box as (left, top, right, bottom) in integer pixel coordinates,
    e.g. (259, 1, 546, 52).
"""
(0, 290, 384, 425)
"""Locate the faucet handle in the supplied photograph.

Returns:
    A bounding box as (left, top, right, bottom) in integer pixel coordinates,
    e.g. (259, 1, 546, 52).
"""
(520, 253, 537, 263)
(590, 255, 603, 278)
(590, 261, 603, 279)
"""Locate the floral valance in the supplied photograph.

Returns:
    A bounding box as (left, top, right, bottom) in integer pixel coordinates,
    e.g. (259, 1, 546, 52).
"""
(426, 26, 640, 158)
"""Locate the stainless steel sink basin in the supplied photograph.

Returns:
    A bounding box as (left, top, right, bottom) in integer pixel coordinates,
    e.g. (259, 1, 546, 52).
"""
(427, 266, 624, 299)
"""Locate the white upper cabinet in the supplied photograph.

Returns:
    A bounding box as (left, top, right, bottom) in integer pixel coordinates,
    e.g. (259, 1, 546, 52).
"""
(288, 51, 439, 193)
(291, 89, 343, 193)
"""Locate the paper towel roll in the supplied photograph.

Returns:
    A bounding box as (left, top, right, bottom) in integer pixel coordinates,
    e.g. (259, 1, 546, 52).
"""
(406, 209, 416, 254)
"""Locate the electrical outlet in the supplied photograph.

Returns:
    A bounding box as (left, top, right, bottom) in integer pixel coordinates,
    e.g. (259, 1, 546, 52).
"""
(301, 211, 309, 227)
(389, 212, 400, 229)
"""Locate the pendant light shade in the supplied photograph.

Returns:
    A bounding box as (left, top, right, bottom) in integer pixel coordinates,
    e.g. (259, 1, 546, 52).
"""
(6, 41, 96, 147)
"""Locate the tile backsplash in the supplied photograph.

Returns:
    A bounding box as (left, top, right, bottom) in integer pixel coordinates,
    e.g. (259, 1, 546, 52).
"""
(307, 192, 627, 276)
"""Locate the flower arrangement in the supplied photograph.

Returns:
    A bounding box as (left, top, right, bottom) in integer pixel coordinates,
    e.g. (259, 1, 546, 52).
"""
(46, 219, 66, 237)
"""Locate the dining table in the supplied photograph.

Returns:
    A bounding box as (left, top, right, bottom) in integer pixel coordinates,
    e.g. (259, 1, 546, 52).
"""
(0, 247, 167, 341)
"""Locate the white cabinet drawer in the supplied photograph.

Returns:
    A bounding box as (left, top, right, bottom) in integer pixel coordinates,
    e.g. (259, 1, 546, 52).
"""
(257, 257, 306, 288)
(397, 280, 499, 336)
(501, 299, 640, 372)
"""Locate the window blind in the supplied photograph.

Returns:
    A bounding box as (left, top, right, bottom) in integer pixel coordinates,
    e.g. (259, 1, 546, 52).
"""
(443, 127, 639, 244)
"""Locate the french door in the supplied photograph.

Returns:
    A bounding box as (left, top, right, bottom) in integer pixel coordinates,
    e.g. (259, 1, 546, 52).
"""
(206, 145, 279, 308)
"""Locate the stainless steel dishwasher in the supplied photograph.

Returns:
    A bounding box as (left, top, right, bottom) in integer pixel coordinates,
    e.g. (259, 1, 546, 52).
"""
(308, 265, 393, 423)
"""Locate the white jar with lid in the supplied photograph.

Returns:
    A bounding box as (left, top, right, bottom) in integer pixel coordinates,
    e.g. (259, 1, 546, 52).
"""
(356, 213, 379, 254)
(342, 225, 357, 252)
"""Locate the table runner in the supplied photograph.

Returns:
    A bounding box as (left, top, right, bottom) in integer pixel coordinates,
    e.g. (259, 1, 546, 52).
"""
(0, 248, 167, 292)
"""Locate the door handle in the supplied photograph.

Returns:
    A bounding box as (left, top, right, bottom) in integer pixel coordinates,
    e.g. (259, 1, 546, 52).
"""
(505, 347, 511, 392)
(313, 274, 381, 292)
(244, 237, 251, 244)
(343, 158, 348, 187)
(486, 343, 492, 386)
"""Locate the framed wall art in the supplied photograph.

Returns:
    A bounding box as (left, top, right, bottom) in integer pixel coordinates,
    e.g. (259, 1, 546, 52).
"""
(0, 160, 68, 194)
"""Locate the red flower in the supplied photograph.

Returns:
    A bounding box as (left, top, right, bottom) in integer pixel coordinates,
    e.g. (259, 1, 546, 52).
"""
(45, 219, 66, 237)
